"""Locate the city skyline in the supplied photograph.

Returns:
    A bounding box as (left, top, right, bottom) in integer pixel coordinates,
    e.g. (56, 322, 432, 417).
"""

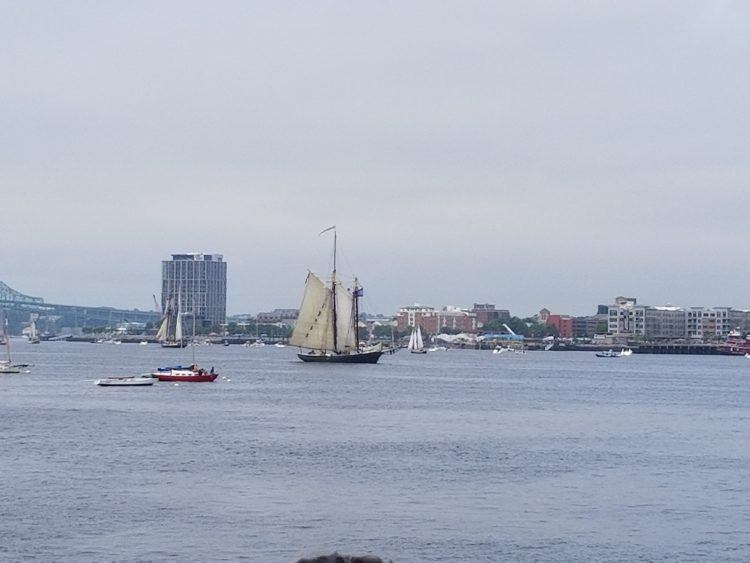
(3, 3, 749, 316)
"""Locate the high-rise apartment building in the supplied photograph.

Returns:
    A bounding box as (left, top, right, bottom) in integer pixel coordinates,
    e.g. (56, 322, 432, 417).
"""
(162, 253, 227, 327)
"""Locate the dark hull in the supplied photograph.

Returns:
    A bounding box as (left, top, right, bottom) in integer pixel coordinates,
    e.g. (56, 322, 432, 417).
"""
(161, 341, 187, 348)
(298, 350, 383, 364)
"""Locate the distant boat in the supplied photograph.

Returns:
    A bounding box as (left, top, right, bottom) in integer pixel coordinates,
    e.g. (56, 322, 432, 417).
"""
(28, 320, 40, 344)
(1, 311, 29, 374)
(407, 326, 427, 354)
(95, 376, 155, 387)
(745, 353, 750, 359)
(154, 366, 218, 382)
(596, 349, 621, 358)
(619, 348, 633, 356)
(153, 301, 219, 382)
(290, 228, 383, 364)
(274, 342, 286, 348)
(139, 340, 148, 345)
(156, 293, 187, 348)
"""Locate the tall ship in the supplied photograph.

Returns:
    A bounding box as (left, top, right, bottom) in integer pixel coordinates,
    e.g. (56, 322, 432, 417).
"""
(290, 227, 384, 364)
(155, 294, 186, 348)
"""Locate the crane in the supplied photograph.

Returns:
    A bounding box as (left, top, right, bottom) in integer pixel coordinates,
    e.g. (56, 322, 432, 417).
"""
(152, 294, 161, 313)
(503, 323, 517, 336)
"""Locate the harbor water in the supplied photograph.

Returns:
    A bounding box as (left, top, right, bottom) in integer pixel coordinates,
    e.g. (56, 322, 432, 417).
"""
(2, 341, 749, 561)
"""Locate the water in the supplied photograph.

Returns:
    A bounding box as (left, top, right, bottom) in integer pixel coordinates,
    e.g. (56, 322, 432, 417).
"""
(2, 341, 750, 561)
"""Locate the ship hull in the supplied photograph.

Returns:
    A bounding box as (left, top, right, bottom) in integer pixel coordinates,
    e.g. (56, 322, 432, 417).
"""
(161, 341, 187, 349)
(155, 372, 218, 382)
(297, 350, 383, 364)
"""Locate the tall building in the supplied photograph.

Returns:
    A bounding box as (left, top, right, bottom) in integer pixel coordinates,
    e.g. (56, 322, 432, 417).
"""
(162, 253, 227, 327)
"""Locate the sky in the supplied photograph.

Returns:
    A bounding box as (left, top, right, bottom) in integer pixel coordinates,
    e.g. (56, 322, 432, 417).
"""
(1, 1, 749, 317)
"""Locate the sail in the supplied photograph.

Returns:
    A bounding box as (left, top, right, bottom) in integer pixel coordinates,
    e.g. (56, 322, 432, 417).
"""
(29, 321, 37, 339)
(290, 272, 335, 350)
(407, 328, 417, 350)
(155, 316, 169, 341)
(334, 281, 357, 352)
(416, 326, 424, 349)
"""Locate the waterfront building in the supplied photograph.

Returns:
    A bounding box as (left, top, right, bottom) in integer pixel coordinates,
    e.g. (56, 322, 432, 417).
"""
(644, 306, 687, 339)
(544, 313, 574, 339)
(396, 305, 436, 333)
(607, 297, 646, 337)
(256, 308, 299, 326)
(572, 314, 607, 338)
(437, 306, 477, 333)
(686, 307, 731, 340)
(162, 253, 227, 327)
(396, 304, 477, 334)
(472, 303, 510, 326)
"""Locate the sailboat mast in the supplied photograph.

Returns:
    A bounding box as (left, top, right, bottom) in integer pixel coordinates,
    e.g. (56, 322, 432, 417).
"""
(192, 310, 196, 364)
(353, 277, 360, 351)
(3, 312, 11, 364)
(331, 229, 338, 353)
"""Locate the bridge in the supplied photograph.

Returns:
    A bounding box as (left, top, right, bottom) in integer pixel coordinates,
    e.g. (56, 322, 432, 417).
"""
(0, 281, 160, 335)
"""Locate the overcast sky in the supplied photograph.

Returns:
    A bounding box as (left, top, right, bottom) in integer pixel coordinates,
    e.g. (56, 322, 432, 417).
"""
(1, 1, 749, 316)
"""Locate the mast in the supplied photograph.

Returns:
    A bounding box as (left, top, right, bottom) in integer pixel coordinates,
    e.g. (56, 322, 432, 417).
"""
(353, 277, 360, 351)
(192, 310, 196, 364)
(3, 311, 11, 364)
(331, 228, 338, 353)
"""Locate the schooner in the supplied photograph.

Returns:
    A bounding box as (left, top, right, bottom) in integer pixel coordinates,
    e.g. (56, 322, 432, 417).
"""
(155, 293, 186, 348)
(290, 227, 384, 364)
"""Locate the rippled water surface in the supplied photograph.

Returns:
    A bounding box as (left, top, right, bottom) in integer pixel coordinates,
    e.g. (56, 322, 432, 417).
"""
(2, 341, 750, 561)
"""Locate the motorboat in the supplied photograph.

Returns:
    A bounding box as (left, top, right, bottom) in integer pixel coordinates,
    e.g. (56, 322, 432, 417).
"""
(95, 376, 155, 386)
(619, 348, 633, 356)
(596, 349, 621, 358)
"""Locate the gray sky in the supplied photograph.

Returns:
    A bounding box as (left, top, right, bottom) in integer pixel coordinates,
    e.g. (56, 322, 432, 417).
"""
(2, 1, 749, 316)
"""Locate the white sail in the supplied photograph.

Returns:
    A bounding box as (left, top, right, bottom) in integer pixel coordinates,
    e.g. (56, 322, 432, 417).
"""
(334, 281, 357, 352)
(174, 296, 183, 344)
(155, 315, 169, 341)
(408, 326, 424, 351)
(290, 272, 335, 350)
(29, 321, 37, 340)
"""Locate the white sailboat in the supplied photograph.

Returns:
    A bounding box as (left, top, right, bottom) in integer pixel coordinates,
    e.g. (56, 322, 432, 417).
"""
(290, 227, 384, 364)
(407, 326, 427, 354)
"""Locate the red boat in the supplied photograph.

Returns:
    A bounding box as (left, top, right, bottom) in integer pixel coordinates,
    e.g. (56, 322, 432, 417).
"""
(155, 367, 218, 382)
(722, 333, 750, 355)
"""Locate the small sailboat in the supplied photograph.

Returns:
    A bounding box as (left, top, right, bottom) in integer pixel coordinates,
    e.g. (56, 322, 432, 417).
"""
(407, 326, 427, 354)
(1, 312, 29, 374)
(290, 227, 384, 364)
(153, 307, 218, 382)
